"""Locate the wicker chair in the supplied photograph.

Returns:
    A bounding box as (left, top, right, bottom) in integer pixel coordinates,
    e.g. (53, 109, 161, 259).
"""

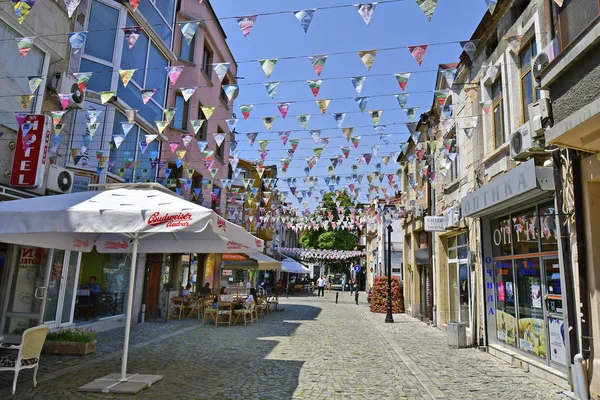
(0, 325, 49, 395)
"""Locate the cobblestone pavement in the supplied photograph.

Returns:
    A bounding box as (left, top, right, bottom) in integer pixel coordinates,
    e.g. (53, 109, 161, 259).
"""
(0, 293, 570, 399)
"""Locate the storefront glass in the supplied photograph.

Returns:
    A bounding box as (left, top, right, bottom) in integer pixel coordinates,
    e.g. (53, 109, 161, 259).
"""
(448, 233, 470, 326)
(490, 201, 561, 364)
(76, 250, 130, 321)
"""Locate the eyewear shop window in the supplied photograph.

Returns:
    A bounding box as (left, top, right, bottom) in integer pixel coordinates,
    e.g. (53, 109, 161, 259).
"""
(75, 251, 130, 321)
(491, 202, 566, 366)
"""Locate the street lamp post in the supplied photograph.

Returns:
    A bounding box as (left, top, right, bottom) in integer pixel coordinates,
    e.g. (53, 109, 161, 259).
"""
(385, 224, 394, 323)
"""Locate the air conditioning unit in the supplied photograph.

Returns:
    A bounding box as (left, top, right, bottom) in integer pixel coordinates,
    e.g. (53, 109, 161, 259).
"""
(532, 39, 558, 87)
(443, 208, 460, 229)
(510, 122, 546, 161)
(56, 73, 85, 108)
(46, 165, 74, 194)
(528, 98, 552, 137)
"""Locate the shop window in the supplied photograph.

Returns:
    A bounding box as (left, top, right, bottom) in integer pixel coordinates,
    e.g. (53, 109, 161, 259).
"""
(491, 77, 506, 149)
(516, 258, 546, 358)
(76, 250, 131, 321)
(539, 203, 559, 252)
(556, 0, 599, 51)
(519, 38, 540, 122)
(495, 260, 517, 346)
(512, 207, 539, 255)
(491, 216, 512, 257)
(448, 233, 470, 326)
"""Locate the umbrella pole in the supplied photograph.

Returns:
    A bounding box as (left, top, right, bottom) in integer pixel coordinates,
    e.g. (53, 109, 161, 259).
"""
(120, 237, 139, 382)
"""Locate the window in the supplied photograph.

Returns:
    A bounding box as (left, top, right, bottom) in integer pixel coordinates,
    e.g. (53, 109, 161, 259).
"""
(220, 76, 230, 104)
(137, 0, 176, 46)
(448, 233, 470, 326)
(81, 0, 120, 92)
(173, 93, 188, 131)
(519, 39, 540, 122)
(179, 27, 195, 62)
(216, 126, 226, 161)
(491, 78, 506, 149)
(118, 15, 169, 123)
(202, 42, 213, 79)
(557, 0, 600, 51)
(196, 103, 209, 140)
(109, 111, 158, 182)
(0, 21, 44, 129)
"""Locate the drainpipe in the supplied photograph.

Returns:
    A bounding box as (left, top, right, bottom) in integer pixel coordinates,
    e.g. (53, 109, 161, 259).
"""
(570, 150, 591, 360)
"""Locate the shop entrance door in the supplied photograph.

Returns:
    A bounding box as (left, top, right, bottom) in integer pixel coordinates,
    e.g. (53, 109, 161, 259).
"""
(543, 257, 568, 368)
(43, 250, 81, 329)
(1, 246, 50, 343)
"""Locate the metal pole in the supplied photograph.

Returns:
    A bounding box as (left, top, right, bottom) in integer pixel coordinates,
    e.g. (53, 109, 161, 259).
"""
(385, 224, 394, 323)
(120, 237, 139, 382)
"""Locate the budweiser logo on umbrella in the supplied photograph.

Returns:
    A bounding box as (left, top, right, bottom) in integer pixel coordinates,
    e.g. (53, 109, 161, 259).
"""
(147, 211, 193, 228)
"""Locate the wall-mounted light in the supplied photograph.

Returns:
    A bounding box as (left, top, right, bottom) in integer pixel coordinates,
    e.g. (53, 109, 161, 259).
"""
(8, 141, 15, 150)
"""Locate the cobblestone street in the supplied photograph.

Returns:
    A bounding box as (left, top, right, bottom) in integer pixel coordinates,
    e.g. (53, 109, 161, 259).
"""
(0, 293, 571, 399)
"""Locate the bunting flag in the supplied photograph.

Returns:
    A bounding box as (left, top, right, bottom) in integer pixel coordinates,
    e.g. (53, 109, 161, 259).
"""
(179, 134, 192, 148)
(442, 68, 456, 87)
(333, 113, 346, 128)
(460, 40, 477, 61)
(342, 127, 354, 141)
(118, 69, 136, 87)
(292, 115, 309, 130)
(358, 50, 377, 71)
(13, 1, 35, 24)
(316, 100, 330, 115)
(113, 135, 125, 149)
(214, 133, 226, 147)
(240, 104, 253, 120)
(125, 109, 135, 123)
(146, 134, 158, 144)
(321, 137, 330, 148)
(504, 35, 524, 54)
(213, 63, 230, 82)
(155, 121, 169, 134)
(480, 101, 491, 115)
(16, 37, 34, 59)
(165, 66, 184, 86)
(99, 91, 114, 104)
(141, 89, 157, 104)
(416, 0, 438, 21)
(237, 15, 257, 38)
(309, 55, 327, 76)
(290, 139, 300, 151)
(405, 107, 417, 122)
(434, 90, 450, 106)
(351, 76, 367, 94)
(121, 121, 134, 136)
(190, 119, 204, 134)
(67, 32, 87, 51)
(355, 3, 377, 25)
(258, 139, 270, 152)
(246, 132, 258, 146)
(311, 130, 321, 143)
(257, 59, 278, 80)
(369, 110, 382, 125)
(395, 93, 410, 108)
(222, 84, 239, 102)
(264, 82, 280, 99)
(277, 102, 290, 119)
(307, 80, 322, 97)
(176, 150, 187, 161)
(341, 147, 351, 159)
(164, 108, 176, 123)
(395, 72, 411, 91)
(50, 111, 66, 128)
(355, 97, 369, 112)
(278, 131, 290, 145)
(225, 118, 238, 132)
(294, 9, 315, 33)
(72, 72, 92, 92)
(28, 76, 43, 93)
(180, 21, 199, 45)
(201, 106, 215, 120)
(18, 94, 33, 110)
(486, 0, 498, 14)
(262, 116, 275, 131)
(181, 87, 197, 101)
(351, 136, 361, 148)
(122, 26, 143, 50)
(408, 45, 428, 66)
(64, 0, 82, 18)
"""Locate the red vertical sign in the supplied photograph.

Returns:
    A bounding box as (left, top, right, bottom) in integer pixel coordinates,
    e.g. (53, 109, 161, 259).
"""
(10, 115, 49, 188)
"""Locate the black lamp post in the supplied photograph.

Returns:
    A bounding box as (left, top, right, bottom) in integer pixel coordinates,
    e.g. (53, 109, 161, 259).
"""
(385, 223, 394, 323)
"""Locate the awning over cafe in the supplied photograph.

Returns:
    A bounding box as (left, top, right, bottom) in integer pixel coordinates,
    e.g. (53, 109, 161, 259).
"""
(281, 258, 311, 274)
(247, 252, 282, 270)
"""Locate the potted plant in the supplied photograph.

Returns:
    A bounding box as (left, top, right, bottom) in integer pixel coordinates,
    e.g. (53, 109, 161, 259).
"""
(43, 328, 97, 356)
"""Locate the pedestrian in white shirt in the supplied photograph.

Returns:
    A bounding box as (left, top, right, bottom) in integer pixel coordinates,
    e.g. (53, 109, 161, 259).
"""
(316, 275, 326, 297)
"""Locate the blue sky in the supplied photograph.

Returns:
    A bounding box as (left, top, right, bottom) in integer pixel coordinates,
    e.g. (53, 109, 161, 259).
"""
(211, 0, 487, 206)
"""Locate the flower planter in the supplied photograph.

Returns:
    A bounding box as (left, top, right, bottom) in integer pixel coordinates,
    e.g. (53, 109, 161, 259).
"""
(42, 340, 96, 356)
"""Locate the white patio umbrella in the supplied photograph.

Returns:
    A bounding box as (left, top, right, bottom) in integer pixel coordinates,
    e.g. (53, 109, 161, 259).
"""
(281, 257, 311, 274)
(0, 184, 263, 384)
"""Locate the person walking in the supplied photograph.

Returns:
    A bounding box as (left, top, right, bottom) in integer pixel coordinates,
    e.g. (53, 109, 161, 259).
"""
(349, 278, 354, 295)
(316, 275, 326, 297)
(341, 275, 346, 293)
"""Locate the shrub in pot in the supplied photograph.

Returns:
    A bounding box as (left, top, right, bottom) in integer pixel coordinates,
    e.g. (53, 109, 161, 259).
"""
(43, 328, 97, 356)
(369, 276, 404, 313)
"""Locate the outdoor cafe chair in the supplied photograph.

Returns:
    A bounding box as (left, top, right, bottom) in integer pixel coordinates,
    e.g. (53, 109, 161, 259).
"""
(216, 302, 233, 327)
(255, 298, 267, 319)
(168, 297, 184, 320)
(203, 302, 218, 325)
(185, 296, 201, 319)
(267, 296, 280, 312)
(233, 302, 256, 326)
(0, 325, 49, 395)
